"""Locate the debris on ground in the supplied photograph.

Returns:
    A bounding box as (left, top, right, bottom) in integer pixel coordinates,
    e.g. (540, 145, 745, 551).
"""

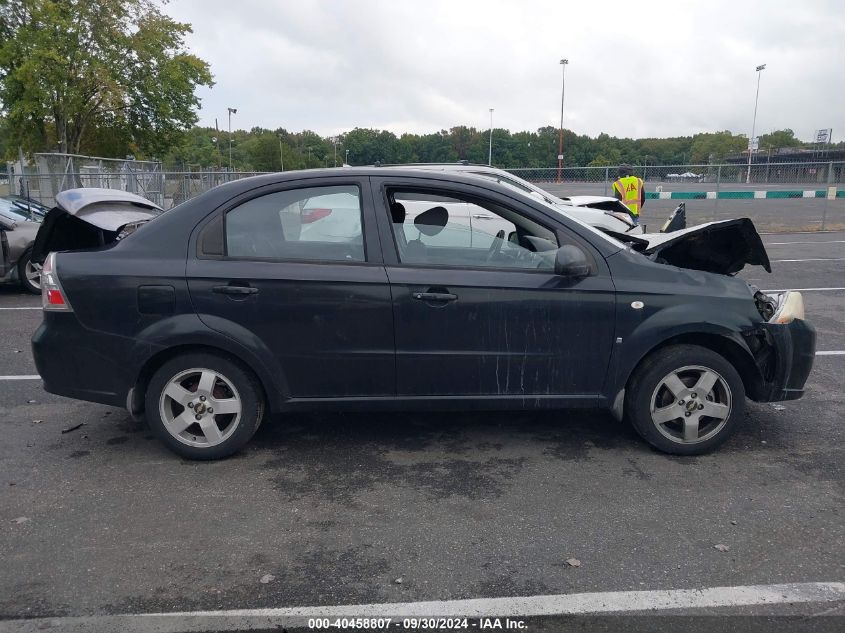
(259, 574, 275, 584)
(33, 419, 43, 424)
(61, 422, 85, 434)
(714, 544, 730, 552)
(27, 399, 36, 404)
(565, 558, 581, 567)
(11, 517, 30, 524)
(770, 404, 786, 411)
(730, 520, 737, 525)
(394, 577, 403, 584)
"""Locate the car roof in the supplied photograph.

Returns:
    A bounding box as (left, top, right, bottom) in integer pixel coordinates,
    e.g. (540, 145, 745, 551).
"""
(199, 167, 523, 192)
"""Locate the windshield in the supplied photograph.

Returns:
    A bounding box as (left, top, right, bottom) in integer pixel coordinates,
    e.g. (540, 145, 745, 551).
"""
(0, 199, 29, 222)
(470, 170, 567, 206)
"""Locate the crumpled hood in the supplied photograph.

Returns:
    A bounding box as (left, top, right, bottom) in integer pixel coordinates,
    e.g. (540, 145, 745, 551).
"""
(610, 218, 771, 275)
(32, 188, 162, 263)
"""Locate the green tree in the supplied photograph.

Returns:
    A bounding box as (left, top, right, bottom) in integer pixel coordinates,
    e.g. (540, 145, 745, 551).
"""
(758, 129, 803, 151)
(0, 0, 213, 157)
(689, 131, 747, 163)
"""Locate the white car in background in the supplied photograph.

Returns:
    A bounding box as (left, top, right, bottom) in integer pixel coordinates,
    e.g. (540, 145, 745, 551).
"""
(383, 163, 646, 235)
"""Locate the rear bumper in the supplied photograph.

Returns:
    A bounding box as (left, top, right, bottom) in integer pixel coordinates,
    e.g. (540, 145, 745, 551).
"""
(754, 318, 816, 402)
(32, 313, 132, 408)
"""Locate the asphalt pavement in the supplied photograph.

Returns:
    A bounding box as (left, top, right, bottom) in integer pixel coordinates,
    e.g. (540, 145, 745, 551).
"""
(0, 231, 843, 630)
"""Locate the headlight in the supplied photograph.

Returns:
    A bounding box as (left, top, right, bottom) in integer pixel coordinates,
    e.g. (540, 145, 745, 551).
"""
(770, 291, 804, 324)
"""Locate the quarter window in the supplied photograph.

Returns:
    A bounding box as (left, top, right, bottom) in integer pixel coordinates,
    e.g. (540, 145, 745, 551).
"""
(226, 185, 364, 262)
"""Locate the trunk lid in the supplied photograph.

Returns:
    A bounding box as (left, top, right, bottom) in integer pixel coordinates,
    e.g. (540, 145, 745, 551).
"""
(32, 188, 162, 263)
(609, 218, 771, 274)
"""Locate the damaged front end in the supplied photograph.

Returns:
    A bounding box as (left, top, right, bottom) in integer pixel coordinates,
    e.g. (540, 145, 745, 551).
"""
(742, 288, 816, 402)
(610, 218, 771, 275)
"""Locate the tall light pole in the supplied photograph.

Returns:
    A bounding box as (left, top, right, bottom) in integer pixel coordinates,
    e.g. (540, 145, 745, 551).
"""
(227, 107, 237, 171)
(558, 58, 568, 183)
(333, 138, 338, 167)
(746, 64, 765, 184)
(488, 108, 494, 166)
(278, 134, 284, 171)
(345, 149, 350, 165)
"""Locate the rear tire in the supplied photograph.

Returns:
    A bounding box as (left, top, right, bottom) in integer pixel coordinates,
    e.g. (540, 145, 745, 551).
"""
(18, 250, 41, 294)
(625, 344, 745, 455)
(145, 352, 265, 460)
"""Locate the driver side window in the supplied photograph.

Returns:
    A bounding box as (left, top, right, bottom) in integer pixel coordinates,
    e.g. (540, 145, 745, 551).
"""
(387, 190, 559, 270)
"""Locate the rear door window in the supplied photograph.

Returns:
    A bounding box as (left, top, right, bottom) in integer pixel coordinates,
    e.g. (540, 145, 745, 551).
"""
(225, 185, 364, 262)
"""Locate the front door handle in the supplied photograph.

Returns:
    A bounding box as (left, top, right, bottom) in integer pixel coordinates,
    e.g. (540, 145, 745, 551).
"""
(413, 291, 457, 302)
(212, 284, 259, 296)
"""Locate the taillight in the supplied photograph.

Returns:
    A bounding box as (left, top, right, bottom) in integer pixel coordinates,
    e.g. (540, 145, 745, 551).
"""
(41, 252, 73, 312)
(301, 208, 332, 223)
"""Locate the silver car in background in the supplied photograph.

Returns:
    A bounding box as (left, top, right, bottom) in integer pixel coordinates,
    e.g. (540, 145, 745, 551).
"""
(0, 199, 42, 293)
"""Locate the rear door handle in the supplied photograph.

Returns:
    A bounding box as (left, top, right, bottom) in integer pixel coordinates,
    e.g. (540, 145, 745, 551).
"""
(413, 291, 457, 302)
(212, 284, 259, 296)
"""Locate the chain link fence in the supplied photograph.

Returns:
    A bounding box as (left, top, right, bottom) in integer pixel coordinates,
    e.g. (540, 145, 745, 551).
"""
(507, 161, 845, 192)
(5, 159, 844, 232)
(7, 161, 269, 210)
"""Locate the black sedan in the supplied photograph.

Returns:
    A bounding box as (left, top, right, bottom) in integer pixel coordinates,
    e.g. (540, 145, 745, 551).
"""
(31, 170, 815, 459)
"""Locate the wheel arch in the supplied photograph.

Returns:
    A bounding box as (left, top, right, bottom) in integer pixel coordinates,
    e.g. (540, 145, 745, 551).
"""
(609, 331, 764, 421)
(128, 343, 276, 419)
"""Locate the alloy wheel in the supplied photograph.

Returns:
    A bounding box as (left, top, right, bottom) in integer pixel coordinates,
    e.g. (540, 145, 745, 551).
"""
(649, 365, 732, 444)
(158, 368, 242, 448)
(25, 259, 42, 291)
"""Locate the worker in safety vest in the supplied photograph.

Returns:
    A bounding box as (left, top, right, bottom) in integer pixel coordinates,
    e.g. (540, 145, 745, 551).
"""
(612, 164, 645, 224)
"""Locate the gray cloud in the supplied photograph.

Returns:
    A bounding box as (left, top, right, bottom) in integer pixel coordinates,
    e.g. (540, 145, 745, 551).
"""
(168, 0, 845, 141)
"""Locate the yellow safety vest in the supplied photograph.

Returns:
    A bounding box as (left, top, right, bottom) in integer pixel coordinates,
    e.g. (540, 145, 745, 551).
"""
(612, 176, 644, 216)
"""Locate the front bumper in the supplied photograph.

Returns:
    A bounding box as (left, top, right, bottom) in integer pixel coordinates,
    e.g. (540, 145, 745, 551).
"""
(754, 318, 816, 402)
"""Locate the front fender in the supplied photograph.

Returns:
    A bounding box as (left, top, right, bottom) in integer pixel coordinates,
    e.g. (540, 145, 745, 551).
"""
(604, 299, 762, 403)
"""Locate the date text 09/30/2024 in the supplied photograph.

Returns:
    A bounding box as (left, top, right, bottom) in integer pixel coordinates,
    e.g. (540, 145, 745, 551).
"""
(307, 617, 528, 630)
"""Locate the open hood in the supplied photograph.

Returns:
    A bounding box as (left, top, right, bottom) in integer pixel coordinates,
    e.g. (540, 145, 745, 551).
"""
(32, 188, 162, 263)
(609, 218, 771, 275)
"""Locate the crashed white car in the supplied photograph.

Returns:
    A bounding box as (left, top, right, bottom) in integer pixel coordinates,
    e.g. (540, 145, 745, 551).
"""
(384, 163, 650, 235)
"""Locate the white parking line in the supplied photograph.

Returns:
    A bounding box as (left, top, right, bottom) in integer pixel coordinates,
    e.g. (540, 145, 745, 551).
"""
(766, 240, 845, 245)
(771, 257, 845, 263)
(0, 306, 40, 310)
(763, 287, 845, 292)
(0, 582, 841, 632)
(817, 351, 845, 356)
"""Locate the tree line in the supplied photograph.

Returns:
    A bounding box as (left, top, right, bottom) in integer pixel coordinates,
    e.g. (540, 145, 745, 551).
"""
(162, 125, 820, 172)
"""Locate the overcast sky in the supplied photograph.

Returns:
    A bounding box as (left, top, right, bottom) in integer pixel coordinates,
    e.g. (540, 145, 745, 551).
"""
(167, 0, 844, 141)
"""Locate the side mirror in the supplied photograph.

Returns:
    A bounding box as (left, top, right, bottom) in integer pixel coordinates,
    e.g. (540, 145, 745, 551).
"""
(554, 244, 590, 278)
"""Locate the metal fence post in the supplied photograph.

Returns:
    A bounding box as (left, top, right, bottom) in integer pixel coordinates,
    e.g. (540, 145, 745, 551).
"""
(603, 167, 609, 196)
(821, 161, 833, 231)
(714, 165, 721, 222)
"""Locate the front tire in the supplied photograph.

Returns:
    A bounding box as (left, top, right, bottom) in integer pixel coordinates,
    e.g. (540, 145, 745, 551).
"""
(145, 352, 265, 460)
(625, 344, 745, 455)
(18, 250, 41, 294)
